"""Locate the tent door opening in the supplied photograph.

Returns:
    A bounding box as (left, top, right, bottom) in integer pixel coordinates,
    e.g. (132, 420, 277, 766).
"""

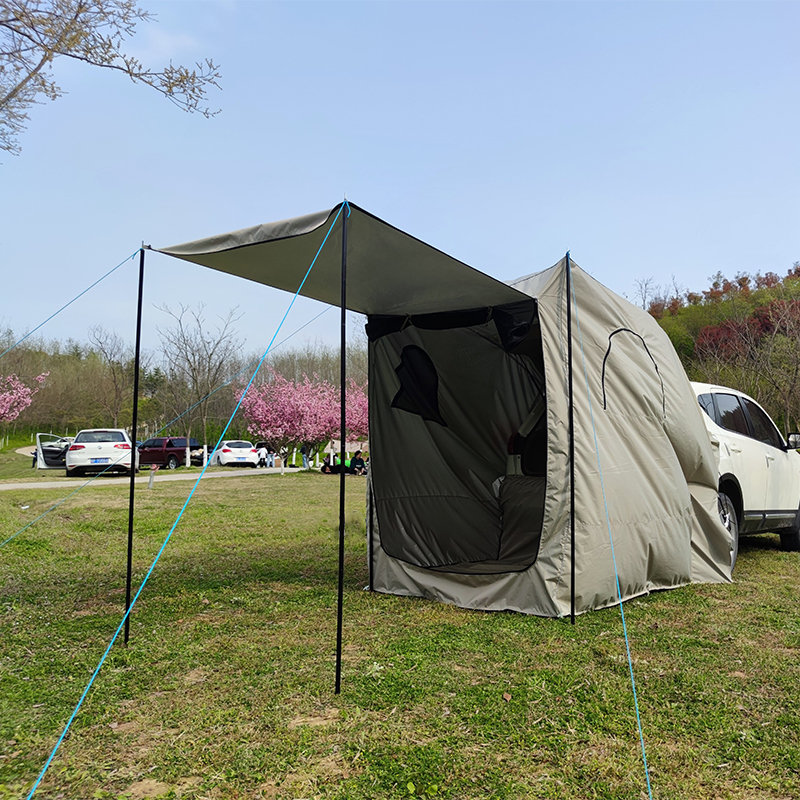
(367, 299, 548, 575)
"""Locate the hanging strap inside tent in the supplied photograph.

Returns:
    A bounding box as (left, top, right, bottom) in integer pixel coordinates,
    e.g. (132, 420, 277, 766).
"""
(0, 251, 139, 361)
(0, 305, 333, 552)
(568, 259, 654, 800)
(23, 203, 348, 800)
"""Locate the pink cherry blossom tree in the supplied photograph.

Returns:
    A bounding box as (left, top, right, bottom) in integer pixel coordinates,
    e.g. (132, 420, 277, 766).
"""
(238, 369, 369, 466)
(0, 372, 48, 423)
(345, 378, 369, 443)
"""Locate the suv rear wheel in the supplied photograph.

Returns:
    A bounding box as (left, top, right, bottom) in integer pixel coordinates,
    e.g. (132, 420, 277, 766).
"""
(718, 491, 739, 572)
(167, 455, 179, 470)
(780, 506, 800, 552)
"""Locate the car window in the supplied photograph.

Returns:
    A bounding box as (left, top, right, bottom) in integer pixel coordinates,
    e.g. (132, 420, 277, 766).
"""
(742, 398, 785, 449)
(171, 438, 187, 448)
(697, 393, 717, 423)
(142, 438, 164, 448)
(227, 441, 252, 448)
(75, 430, 126, 443)
(714, 393, 750, 436)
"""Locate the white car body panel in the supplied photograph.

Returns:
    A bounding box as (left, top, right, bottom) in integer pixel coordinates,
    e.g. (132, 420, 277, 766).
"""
(34, 433, 74, 470)
(66, 428, 139, 475)
(692, 382, 800, 533)
(216, 440, 258, 467)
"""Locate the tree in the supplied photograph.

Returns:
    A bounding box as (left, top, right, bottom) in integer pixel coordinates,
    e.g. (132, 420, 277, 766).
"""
(0, 370, 47, 422)
(238, 370, 369, 466)
(345, 378, 369, 442)
(633, 276, 656, 311)
(1, 0, 221, 155)
(87, 324, 136, 427)
(653, 261, 800, 433)
(157, 303, 242, 445)
(238, 370, 336, 466)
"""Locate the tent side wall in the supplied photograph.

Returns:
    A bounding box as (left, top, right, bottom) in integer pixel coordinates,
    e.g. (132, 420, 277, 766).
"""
(369, 260, 731, 618)
(519, 262, 731, 612)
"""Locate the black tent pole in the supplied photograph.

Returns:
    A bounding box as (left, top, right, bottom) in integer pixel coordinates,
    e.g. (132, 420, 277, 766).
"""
(566, 252, 575, 625)
(335, 204, 348, 694)
(124, 247, 145, 645)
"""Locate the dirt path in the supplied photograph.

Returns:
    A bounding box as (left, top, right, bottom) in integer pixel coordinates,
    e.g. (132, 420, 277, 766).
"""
(0, 466, 303, 491)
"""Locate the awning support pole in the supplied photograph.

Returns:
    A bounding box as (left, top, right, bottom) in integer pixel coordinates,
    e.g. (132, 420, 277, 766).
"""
(335, 204, 348, 694)
(124, 247, 145, 645)
(566, 251, 575, 625)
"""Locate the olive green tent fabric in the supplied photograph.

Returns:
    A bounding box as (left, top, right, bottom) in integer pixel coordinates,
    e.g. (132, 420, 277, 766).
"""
(369, 259, 731, 616)
(155, 205, 732, 617)
(154, 203, 529, 315)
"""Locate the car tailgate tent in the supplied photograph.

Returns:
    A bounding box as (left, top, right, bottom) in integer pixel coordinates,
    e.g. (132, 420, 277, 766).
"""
(154, 202, 732, 618)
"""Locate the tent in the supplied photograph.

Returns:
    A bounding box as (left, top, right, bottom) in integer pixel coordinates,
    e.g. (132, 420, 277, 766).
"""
(153, 202, 732, 620)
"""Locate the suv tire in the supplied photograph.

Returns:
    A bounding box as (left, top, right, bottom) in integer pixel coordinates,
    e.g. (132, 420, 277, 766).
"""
(780, 506, 800, 552)
(718, 491, 739, 572)
(167, 455, 179, 470)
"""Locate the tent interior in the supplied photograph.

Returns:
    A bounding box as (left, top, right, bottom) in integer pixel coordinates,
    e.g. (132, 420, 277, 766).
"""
(366, 301, 549, 575)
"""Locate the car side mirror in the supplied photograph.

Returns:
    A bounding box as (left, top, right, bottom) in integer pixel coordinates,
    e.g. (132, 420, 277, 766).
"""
(787, 433, 800, 450)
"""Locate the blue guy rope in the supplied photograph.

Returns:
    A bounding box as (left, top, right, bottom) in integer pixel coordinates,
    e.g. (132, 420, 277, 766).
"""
(0, 252, 139, 361)
(568, 257, 654, 800)
(24, 201, 348, 800)
(0, 304, 333, 552)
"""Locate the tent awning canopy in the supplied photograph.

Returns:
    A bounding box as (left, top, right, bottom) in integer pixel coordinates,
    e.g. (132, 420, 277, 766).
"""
(152, 203, 529, 316)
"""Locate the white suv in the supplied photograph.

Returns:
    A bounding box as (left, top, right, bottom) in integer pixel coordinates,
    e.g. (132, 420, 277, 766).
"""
(692, 382, 800, 565)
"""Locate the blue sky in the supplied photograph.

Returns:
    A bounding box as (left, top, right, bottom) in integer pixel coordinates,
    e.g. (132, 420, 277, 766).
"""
(2, 0, 798, 355)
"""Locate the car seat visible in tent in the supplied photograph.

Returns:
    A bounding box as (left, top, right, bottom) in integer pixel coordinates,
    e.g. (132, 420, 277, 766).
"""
(154, 203, 732, 618)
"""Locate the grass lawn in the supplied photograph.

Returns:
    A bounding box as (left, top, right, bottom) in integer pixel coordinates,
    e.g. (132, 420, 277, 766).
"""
(1, 472, 799, 799)
(0, 445, 267, 484)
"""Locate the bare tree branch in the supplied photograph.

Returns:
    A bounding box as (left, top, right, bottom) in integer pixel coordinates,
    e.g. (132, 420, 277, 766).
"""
(0, 0, 221, 155)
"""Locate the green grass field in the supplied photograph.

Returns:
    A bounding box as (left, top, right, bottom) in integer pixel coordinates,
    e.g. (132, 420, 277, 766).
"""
(1, 471, 799, 799)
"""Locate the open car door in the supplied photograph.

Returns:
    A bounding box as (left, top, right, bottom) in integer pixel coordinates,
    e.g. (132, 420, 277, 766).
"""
(35, 433, 74, 470)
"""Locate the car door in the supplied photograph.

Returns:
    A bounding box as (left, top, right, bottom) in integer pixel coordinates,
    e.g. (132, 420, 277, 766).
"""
(138, 438, 165, 465)
(740, 397, 800, 527)
(35, 433, 72, 469)
(169, 437, 188, 466)
(712, 392, 770, 527)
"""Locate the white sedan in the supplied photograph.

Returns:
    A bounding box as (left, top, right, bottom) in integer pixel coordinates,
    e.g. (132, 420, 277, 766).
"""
(692, 382, 800, 564)
(216, 440, 258, 468)
(66, 428, 138, 476)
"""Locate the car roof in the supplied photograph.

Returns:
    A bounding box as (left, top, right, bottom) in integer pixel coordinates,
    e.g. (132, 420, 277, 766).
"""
(690, 381, 756, 403)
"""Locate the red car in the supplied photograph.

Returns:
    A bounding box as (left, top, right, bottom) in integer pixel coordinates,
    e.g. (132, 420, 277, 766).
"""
(138, 436, 201, 469)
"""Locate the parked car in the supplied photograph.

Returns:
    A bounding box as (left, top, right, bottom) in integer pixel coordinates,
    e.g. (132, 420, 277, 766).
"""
(33, 433, 74, 470)
(66, 428, 138, 476)
(692, 382, 800, 565)
(138, 436, 201, 469)
(216, 440, 258, 468)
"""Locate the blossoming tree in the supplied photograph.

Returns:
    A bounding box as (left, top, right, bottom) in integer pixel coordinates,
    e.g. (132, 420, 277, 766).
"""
(0, 372, 48, 423)
(238, 369, 368, 466)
